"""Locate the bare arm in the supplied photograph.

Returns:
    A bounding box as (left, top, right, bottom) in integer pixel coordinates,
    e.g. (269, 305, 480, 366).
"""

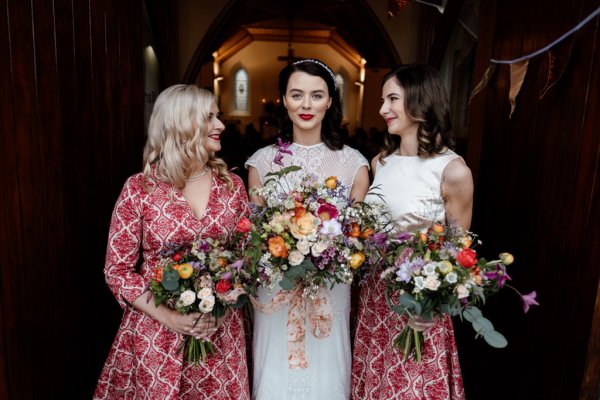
(247, 166, 264, 205)
(441, 158, 474, 231)
(350, 165, 370, 202)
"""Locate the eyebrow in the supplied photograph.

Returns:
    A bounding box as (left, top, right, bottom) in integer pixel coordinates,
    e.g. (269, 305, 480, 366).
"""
(289, 88, 326, 94)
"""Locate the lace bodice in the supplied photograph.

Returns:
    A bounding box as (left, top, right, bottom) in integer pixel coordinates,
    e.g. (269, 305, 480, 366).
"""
(245, 142, 368, 197)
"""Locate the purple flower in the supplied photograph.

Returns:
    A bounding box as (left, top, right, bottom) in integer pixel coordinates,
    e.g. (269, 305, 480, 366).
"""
(484, 264, 512, 288)
(371, 232, 389, 247)
(230, 259, 244, 273)
(395, 232, 413, 242)
(273, 138, 293, 166)
(521, 291, 539, 313)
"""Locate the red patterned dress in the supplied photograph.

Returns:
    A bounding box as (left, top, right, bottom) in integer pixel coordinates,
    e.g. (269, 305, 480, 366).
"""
(351, 151, 465, 400)
(94, 171, 251, 400)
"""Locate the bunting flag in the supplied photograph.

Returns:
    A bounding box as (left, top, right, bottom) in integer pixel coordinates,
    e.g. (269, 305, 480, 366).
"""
(509, 60, 529, 118)
(469, 5, 600, 118)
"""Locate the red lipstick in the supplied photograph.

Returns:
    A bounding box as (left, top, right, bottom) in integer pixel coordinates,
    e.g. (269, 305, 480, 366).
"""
(299, 114, 314, 120)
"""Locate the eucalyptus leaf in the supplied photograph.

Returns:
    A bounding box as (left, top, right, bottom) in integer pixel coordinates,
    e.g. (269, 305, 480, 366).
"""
(300, 259, 316, 270)
(471, 316, 494, 333)
(230, 294, 248, 309)
(161, 269, 180, 291)
(483, 330, 508, 348)
(286, 264, 307, 280)
(463, 306, 483, 322)
(279, 275, 295, 291)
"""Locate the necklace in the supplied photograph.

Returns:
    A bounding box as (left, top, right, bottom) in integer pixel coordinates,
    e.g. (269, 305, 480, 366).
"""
(187, 166, 209, 182)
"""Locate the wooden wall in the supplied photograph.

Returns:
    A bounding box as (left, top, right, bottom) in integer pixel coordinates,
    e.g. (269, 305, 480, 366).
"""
(0, 0, 144, 398)
(460, 0, 600, 399)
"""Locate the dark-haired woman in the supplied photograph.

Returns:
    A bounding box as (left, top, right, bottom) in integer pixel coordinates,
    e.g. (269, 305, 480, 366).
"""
(351, 64, 472, 399)
(245, 59, 369, 400)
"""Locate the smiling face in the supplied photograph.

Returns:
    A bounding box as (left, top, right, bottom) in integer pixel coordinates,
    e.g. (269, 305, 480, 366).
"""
(283, 71, 333, 137)
(379, 77, 419, 137)
(203, 101, 224, 153)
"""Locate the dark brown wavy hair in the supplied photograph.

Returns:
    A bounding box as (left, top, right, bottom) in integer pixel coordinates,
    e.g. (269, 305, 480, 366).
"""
(379, 64, 454, 164)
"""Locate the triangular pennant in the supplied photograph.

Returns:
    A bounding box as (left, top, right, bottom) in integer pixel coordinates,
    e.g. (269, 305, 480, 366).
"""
(509, 60, 529, 118)
(469, 64, 497, 104)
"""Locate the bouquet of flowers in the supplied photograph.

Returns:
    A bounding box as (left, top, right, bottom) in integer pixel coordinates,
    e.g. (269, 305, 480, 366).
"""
(381, 222, 539, 362)
(149, 238, 249, 364)
(241, 165, 387, 298)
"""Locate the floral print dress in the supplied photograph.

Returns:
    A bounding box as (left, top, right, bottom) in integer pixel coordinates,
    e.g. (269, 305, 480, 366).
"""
(94, 171, 250, 400)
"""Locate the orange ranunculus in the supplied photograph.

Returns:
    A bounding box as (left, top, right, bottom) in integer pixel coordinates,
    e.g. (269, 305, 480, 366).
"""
(432, 223, 445, 234)
(470, 267, 482, 285)
(349, 223, 361, 238)
(217, 257, 228, 268)
(419, 232, 428, 242)
(268, 236, 289, 258)
(325, 176, 338, 190)
(177, 263, 194, 279)
(460, 236, 473, 249)
(295, 206, 307, 219)
(361, 227, 374, 239)
(349, 252, 366, 269)
(155, 268, 164, 282)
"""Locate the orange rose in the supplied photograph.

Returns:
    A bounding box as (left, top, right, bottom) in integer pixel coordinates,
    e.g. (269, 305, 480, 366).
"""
(217, 257, 228, 268)
(361, 227, 374, 239)
(290, 213, 318, 239)
(154, 268, 164, 282)
(295, 206, 307, 219)
(268, 236, 288, 258)
(325, 176, 338, 189)
(349, 223, 361, 238)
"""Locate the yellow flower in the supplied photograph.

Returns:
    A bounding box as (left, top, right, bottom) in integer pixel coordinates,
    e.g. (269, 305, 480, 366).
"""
(177, 263, 194, 279)
(325, 176, 338, 190)
(500, 253, 514, 265)
(349, 252, 366, 269)
(432, 223, 445, 234)
(440, 260, 453, 273)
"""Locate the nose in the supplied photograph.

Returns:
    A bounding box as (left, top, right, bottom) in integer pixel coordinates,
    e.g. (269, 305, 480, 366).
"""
(302, 96, 311, 110)
(379, 102, 388, 116)
(214, 118, 225, 132)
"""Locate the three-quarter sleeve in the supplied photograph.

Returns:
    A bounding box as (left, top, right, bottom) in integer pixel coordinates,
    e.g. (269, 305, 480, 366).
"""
(103, 175, 146, 309)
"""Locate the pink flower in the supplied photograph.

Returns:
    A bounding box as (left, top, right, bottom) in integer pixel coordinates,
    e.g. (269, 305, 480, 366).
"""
(521, 291, 539, 313)
(274, 138, 293, 166)
(317, 203, 339, 221)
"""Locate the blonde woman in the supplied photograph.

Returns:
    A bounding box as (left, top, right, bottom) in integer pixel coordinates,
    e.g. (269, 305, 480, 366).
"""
(94, 85, 250, 399)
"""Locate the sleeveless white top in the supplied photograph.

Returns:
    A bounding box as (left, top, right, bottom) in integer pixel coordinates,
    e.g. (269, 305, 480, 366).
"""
(366, 150, 461, 232)
(245, 142, 368, 400)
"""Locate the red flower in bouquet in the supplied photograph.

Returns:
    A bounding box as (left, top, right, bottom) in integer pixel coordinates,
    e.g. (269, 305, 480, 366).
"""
(235, 217, 253, 233)
(317, 203, 339, 221)
(216, 279, 231, 293)
(456, 248, 477, 268)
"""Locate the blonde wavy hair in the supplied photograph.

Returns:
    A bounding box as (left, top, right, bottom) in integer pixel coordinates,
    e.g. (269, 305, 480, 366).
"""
(142, 84, 233, 192)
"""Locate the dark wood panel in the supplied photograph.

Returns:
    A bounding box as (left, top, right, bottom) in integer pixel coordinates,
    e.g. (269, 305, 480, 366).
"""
(463, 0, 600, 399)
(0, 0, 18, 398)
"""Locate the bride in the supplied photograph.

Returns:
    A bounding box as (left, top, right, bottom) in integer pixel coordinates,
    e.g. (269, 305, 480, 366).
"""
(245, 58, 369, 400)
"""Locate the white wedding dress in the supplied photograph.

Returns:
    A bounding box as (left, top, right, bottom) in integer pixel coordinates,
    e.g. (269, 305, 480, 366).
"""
(245, 142, 368, 400)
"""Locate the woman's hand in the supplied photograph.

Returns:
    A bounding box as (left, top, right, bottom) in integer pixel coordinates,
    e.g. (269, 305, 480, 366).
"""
(132, 291, 217, 339)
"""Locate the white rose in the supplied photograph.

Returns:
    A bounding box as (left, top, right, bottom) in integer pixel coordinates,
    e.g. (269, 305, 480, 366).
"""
(424, 275, 441, 291)
(456, 284, 469, 299)
(179, 290, 196, 306)
(296, 239, 311, 255)
(288, 250, 305, 266)
(199, 295, 215, 313)
(197, 287, 213, 300)
(311, 241, 329, 257)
